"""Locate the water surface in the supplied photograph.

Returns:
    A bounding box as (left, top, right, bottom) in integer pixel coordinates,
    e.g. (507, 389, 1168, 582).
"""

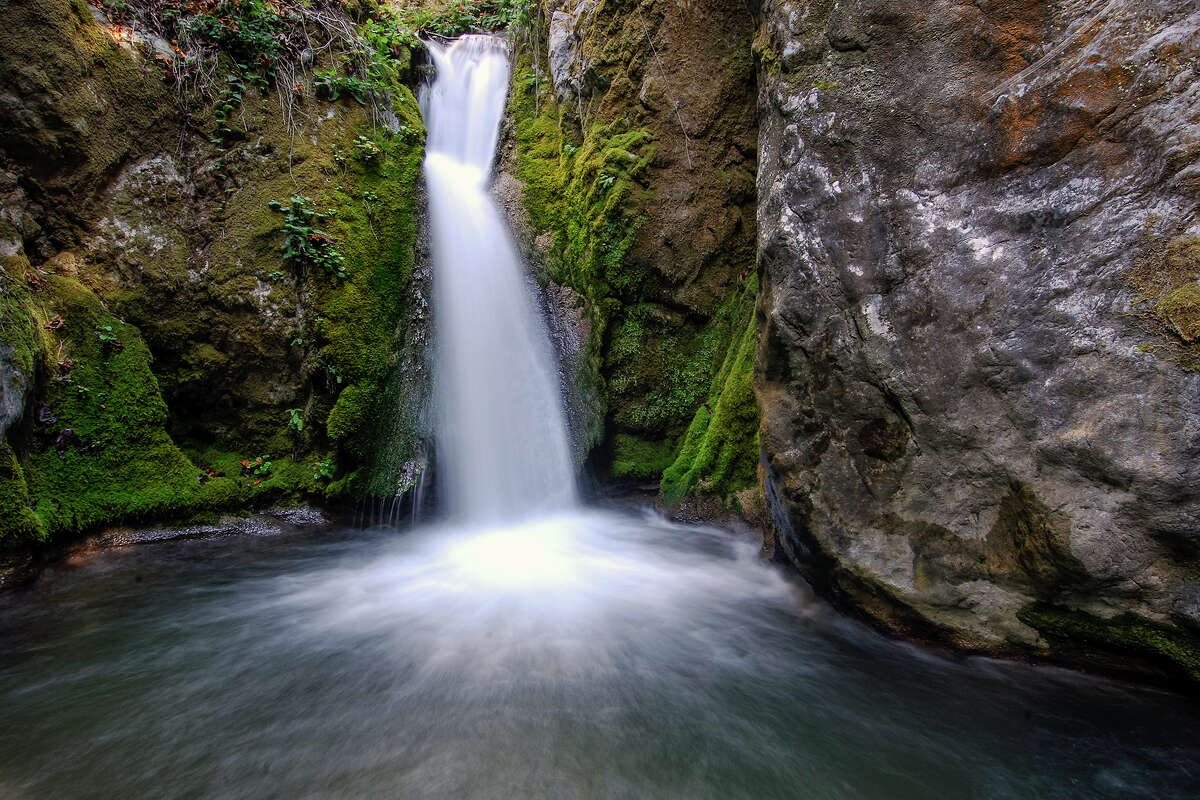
(1, 508, 1197, 799)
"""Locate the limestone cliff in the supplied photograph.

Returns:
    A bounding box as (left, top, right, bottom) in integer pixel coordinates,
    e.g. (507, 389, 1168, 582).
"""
(755, 0, 1200, 684)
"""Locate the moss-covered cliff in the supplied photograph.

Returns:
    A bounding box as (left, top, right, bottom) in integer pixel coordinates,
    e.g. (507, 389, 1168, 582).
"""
(501, 0, 761, 512)
(0, 0, 431, 559)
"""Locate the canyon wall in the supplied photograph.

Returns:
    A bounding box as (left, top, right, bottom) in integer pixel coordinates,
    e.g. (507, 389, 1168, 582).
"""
(503, 0, 762, 513)
(0, 0, 430, 564)
(755, 0, 1200, 683)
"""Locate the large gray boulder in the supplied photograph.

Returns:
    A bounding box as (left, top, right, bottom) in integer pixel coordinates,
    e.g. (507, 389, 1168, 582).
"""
(755, 0, 1200, 676)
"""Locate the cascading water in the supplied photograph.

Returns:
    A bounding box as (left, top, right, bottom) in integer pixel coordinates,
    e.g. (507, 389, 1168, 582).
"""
(422, 36, 576, 522)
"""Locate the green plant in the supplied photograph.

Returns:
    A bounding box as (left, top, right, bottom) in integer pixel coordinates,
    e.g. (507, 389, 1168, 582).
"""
(241, 455, 272, 476)
(398, 0, 534, 37)
(313, 457, 336, 481)
(314, 69, 376, 104)
(267, 270, 286, 282)
(180, 0, 285, 73)
(395, 124, 422, 144)
(211, 74, 247, 148)
(268, 196, 347, 280)
(287, 408, 304, 432)
(352, 135, 383, 164)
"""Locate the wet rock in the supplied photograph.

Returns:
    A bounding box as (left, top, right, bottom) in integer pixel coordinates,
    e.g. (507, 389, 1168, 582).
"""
(547, 0, 600, 102)
(755, 0, 1200, 669)
(0, 345, 25, 439)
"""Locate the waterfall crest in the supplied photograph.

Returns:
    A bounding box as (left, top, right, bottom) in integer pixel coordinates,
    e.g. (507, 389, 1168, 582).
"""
(422, 35, 577, 522)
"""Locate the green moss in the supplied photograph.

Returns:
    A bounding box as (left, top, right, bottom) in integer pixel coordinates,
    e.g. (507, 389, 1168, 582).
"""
(660, 276, 760, 507)
(1129, 235, 1200, 366)
(1018, 604, 1200, 685)
(0, 443, 41, 542)
(609, 434, 676, 481)
(325, 381, 377, 442)
(509, 49, 759, 492)
(21, 277, 206, 535)
(1158, 283, 1200, 343)
(189, 448, 325, 501)
(315, 119, 425, 495)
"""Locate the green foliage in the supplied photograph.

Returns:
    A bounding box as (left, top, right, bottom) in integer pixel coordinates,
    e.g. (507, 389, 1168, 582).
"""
(179, 0, 285, 73)
(352, 135, 382, 164)
(398, 0, 534, 37)
(314, 69, 376, 105)
(242, 455, 272, 476)
(269, 195, 347, 280)
(313, 457, 336, 481)
(286, 408, 304, 433)
(395, 124, 422, 145)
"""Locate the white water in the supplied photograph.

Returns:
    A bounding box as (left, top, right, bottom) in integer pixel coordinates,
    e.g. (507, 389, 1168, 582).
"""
(423, 35, 576, 522)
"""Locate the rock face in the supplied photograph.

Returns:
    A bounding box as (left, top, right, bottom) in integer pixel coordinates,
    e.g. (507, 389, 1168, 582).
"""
(0, 0, 429, 548)
(504, 0, 762, 506)
(755, 0, 1200, 680)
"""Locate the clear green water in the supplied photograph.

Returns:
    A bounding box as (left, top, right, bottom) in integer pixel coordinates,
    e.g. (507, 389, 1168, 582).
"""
(1, 509, 1197, 799)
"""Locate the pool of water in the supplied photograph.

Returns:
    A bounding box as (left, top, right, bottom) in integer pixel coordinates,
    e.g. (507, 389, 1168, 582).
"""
(1, 508, 1198, 799)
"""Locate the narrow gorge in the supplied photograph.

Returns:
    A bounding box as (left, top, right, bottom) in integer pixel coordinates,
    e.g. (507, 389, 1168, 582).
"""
(1, 0, 1200, 795)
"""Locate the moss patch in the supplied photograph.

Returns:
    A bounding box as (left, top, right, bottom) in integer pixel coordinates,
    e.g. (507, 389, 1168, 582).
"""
(1019, 604, 1200, 685)
(661, 276, 759, 507)
(609, 433, 676, 482)
(1128, 235, 1200, 367)
(17, 277, 208, 536)
(508, 39, 760, 501)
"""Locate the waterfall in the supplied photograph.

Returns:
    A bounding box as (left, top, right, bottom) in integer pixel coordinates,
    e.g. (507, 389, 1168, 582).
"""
(422, 35, 577, 522)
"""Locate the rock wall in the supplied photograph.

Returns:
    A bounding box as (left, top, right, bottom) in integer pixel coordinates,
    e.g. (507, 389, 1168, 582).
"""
(0, 0, 430, 558)
(755, 0, 1200, 683)
(503, 0, 763, 511)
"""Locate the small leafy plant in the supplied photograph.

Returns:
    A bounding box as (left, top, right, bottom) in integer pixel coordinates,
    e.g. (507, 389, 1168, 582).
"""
(211, 74, 247, 148)
(241, 455, 272, 476)
(268, 196, 347, 280)
(313, 457, 336, 481)
(287, 408, 304, 432)
(96, 324, 124, 352)
(314, 69, 376, 104)
(352, 135, 382, 164)
(395, 124, 422, 145)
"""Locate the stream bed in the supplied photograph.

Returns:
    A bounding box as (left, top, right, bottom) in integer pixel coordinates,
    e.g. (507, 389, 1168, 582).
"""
(1, 508, 1198, 799)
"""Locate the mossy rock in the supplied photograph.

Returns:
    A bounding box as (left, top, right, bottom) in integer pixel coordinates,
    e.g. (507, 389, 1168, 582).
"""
(1019, 603, 1200, 687)
(508, 45, 760, 502)
(661, 277, 760, 507)
(1158, 283, 1200, 343)
(1129, 235, 1200, 362)
(19, 276, 206, 536)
